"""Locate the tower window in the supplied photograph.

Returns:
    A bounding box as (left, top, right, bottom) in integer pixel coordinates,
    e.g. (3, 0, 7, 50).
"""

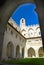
(22, 19, 23, 23)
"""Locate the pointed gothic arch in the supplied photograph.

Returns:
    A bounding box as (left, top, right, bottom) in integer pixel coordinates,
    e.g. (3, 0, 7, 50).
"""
(38, 47, 44, 57)
(16, 45, 20, 58)
(22, 47, 24, 58)
(28, 47, 35, 57)
(6, 41, 14, 59)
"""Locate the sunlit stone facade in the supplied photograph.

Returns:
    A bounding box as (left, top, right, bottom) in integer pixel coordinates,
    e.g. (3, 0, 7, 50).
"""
(2, 18, 44, 60)
(20, 18, 41, 38)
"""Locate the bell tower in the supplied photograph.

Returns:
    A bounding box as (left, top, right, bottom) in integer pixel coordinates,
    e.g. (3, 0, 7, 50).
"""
(20, 18, 26, 29)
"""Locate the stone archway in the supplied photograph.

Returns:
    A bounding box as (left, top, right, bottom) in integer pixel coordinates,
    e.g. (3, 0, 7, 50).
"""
(0, 0, 44, 59)
(6, 42, 14, 59)
(38, 47, 44, 57)
(28, 48, 35, 58)
(16, 45, 20, 58)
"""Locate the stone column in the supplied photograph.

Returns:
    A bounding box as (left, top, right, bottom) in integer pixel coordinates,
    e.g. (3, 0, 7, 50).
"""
(20, 46, 22, 58)
(24, 47, 28, 58)
(13, 46, 16, 59)
(35, 50, 39, 58)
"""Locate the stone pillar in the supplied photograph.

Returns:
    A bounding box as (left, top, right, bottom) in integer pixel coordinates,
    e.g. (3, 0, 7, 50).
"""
(20, 46, 22, 58)
(13, 46, 16, 59)
(35, 50, 39, 58)
(24, 47, 28, 58)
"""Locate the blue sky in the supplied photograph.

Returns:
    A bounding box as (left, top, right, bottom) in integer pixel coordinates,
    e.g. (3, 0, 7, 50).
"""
(11, 3, 39, 26)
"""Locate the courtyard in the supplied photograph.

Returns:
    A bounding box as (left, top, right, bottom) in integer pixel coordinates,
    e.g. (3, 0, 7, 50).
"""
(0, 58, 44, 65)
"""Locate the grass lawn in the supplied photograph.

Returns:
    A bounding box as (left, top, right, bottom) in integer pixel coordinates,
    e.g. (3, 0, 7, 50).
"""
(1, 58, 44, 65)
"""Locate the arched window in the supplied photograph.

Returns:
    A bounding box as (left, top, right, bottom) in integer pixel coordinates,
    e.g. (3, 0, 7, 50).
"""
(21, 29, 26, 33)
(21, 29, 26, 36)
(36, 27, 41, 36)
(28, 28, 34, 37)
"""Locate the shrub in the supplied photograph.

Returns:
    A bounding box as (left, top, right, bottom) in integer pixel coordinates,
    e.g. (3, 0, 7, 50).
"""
(1, 58, 44, 65)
